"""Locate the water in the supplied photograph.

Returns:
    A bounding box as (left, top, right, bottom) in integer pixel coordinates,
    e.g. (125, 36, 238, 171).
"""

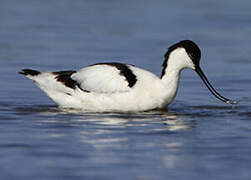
(1, 0, 251, 179)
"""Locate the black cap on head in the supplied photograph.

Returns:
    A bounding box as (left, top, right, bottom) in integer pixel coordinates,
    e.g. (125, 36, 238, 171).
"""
(162, 40, 236, 105)
(167, 40, 201, 65)
(161, 40, 201, 77)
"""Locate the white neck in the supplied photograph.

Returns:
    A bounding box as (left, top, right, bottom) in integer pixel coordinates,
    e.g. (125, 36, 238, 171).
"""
(161, 65, 181, 103)
(160, 48, 193, 103)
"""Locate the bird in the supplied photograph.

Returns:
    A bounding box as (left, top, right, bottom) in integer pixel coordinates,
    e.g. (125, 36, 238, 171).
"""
(19, 40, 236, 112)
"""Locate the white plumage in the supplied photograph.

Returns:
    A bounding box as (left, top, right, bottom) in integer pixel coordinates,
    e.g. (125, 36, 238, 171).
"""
(72, 64, 132, 93)
(19, 40, 235, 112)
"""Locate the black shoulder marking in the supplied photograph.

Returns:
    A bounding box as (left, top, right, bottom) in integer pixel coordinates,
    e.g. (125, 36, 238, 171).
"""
(53, 71, 91, 93)
(53, 71, 77, 89)
(19, 69, 41, 76)
(93, 62, 137, 88)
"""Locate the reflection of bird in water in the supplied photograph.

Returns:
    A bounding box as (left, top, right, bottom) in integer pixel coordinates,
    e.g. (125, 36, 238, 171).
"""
(160, 113, 193, 131)
(19, 40, 235, 112)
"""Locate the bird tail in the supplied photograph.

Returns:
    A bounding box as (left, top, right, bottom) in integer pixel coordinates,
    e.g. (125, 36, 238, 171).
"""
(19, 69, 41, 76)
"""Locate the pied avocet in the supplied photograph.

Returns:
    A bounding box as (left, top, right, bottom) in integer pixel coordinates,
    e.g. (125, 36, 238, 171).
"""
(19, 40, 236, 112)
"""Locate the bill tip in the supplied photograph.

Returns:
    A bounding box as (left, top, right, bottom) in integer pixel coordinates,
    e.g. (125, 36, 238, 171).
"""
(226, 100, 238, 105)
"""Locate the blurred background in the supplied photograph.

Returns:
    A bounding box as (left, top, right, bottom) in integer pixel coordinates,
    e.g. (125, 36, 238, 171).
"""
(0, 0, 251, 179)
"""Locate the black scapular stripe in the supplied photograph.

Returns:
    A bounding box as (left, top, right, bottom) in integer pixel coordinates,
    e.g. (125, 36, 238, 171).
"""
(93, 62, 137, 88)
(53, 71, 89, 93)
(53, 71, 77, 89)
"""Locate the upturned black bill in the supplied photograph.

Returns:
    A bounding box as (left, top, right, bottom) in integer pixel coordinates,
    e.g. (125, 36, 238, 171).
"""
(195, 66, 237, 104)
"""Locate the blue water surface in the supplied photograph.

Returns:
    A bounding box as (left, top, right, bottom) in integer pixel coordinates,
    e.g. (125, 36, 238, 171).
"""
(0, 0, 251, 179)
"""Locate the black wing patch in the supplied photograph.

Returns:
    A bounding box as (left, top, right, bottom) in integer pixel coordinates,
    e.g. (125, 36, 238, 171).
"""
(92, 62, 137, 88)
(19, 69, 41, 76)
(53, 71, 90, 92)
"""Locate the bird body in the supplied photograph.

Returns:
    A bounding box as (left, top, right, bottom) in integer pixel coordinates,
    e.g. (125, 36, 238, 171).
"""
(20, 40, 236, 112)
(21, 64, 173, 112)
